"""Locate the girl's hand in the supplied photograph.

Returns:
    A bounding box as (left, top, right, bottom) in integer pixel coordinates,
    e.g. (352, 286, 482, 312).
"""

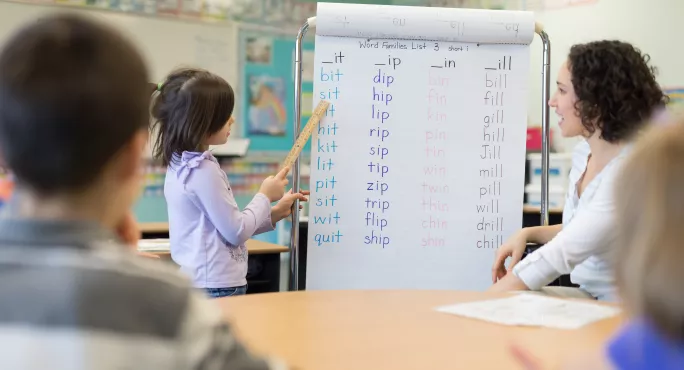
(271, 189, 309, 224)
(259, 166, 290, 202)
(491, 228, 529, 283)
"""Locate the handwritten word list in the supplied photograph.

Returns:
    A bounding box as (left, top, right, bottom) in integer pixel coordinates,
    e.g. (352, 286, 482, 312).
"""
(363, 55, 398, 249)
(307, 32, 530, 291)
(476, 54, 510, 250)
(421, 68, 450, 248)
(311, 51, 345, 247)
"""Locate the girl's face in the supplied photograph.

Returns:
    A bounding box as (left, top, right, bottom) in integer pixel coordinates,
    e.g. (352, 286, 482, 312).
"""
(206, 116, 235, 145)
(549, 62, 585, 138)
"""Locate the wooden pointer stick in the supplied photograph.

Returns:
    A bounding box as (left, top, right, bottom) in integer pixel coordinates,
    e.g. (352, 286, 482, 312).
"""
(282, 100, 331, 169)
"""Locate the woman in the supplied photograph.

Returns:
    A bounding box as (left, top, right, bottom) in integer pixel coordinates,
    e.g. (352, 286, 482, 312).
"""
(489, 40, 668, 301)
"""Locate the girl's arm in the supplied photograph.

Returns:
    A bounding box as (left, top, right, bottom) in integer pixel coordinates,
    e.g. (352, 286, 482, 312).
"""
(188, 162, 272, 246)
(253, 206, 277, 236)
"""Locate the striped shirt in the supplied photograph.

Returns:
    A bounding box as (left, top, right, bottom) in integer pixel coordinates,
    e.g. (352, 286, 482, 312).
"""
(0, 218, 287, 370)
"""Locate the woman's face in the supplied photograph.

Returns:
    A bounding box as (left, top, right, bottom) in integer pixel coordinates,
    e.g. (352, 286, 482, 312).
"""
(549, 62, 585, 138)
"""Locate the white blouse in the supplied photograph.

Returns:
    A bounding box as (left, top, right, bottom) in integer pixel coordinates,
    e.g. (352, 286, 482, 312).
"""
(513, 140, 629, 301)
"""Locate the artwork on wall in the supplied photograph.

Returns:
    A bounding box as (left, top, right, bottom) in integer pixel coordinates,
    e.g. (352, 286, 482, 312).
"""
(245, 35, 273, 64)
(239, 28, 314, 152)
(246, 74, 287, 136)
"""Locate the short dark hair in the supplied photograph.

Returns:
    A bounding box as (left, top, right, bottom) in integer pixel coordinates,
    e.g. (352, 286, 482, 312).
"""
(0, 14, 149, 194)
(151, 68, 235, 166)
(568, 40, 668, 143)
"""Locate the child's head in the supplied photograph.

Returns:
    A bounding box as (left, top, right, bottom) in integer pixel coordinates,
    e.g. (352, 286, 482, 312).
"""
(614, 113, 684, 341)
(0, 14, 149, 223)
(151, 68, 235, 166)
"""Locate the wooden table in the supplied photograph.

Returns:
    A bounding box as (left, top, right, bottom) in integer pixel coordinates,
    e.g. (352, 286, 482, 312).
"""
(139, 239, 289, 294)
(219, 290, 625, 370)
(139, 238, 289, 256)
(139, 222, 171, 234)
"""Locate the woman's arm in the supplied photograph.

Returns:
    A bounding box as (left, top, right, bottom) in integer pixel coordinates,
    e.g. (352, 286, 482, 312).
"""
(490, 224, 564, 286)
(511, 174, 618, 291)
(523, 224, 563, 245)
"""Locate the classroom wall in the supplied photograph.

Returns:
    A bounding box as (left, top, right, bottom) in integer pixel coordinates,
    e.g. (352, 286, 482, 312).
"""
(527, 0, 684, 152)
(1, 0, 681, 155)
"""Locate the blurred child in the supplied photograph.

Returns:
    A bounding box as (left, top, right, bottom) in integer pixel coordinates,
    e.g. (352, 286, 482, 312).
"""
(151, 68, 307, 298)
(607, 113, 684, 369)
(0, 13, 286, 369)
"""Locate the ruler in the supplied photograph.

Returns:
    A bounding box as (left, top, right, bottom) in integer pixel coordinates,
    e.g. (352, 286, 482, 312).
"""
(282, 100, 330, 169)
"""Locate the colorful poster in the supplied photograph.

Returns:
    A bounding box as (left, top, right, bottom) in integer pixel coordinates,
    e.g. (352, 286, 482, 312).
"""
(239, 29, 314, 152)
(246, 74, 287, 136)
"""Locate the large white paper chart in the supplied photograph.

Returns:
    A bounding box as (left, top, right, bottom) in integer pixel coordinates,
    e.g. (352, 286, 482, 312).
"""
(306, 2, 534, 291)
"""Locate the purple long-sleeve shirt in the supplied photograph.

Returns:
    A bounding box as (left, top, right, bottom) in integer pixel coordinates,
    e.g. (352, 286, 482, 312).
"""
(164, 151, 275, 288)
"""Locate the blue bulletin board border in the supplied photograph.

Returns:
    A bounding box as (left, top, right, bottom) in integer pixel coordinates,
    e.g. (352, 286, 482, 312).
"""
(239, 28, 315, 152)
(665, 87, 684, 106)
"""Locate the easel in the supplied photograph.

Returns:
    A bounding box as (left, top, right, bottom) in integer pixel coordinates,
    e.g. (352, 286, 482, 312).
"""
(288, 13, 552, 291)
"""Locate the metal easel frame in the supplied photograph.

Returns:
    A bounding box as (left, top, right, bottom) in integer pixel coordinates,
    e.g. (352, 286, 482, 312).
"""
(287, 16, 551, 291)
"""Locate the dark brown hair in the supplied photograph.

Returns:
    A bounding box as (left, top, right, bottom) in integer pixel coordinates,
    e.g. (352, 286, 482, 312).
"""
(0, 13, 149, 194)
(568, 40, 669, 143)
(614, 115, 684, 341)
(151, 68, 235, 166)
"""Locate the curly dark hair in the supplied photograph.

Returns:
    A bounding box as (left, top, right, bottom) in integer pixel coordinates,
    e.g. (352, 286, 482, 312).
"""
(568, 40, 669, 143)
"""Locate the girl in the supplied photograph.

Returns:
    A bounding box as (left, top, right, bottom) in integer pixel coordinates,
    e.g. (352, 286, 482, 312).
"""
(151, 68, 307, 298)
(489, 40, 668, 300)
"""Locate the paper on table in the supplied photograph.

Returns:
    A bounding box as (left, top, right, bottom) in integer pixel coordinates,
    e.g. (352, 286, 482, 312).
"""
(137, 239, 170, 252)
(315, 2, 535, 45)
(435, 293, 621, 329)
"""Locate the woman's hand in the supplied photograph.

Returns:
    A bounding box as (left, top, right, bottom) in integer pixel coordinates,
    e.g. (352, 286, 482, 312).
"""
(271, 189, 310, 224)
(491, 228, 529, 283)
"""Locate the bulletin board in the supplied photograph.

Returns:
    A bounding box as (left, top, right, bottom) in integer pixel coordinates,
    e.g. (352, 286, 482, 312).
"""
(665, 87, 684, 112)
(239, 28, 315, 152)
